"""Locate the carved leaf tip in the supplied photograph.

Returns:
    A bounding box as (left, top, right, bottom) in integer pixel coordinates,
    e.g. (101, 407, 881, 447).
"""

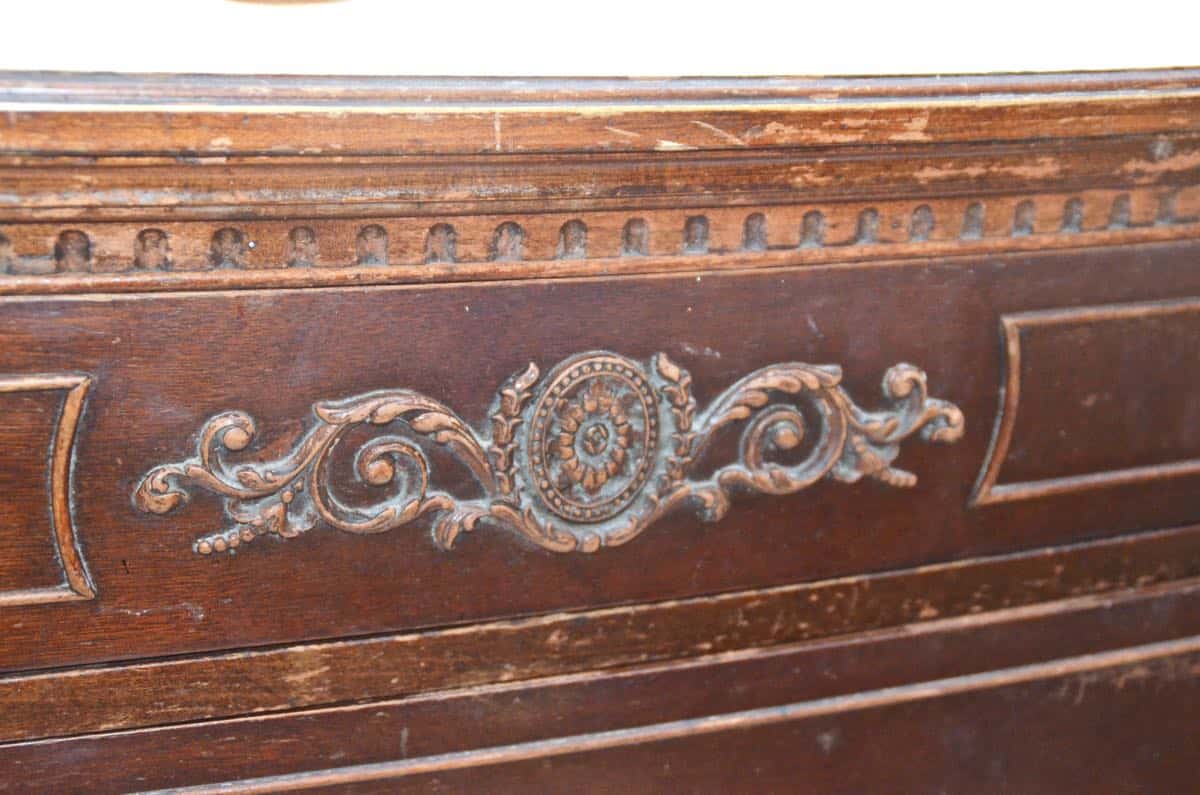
(133, 468, 189, 514)
(409, 411, 458, 434)
(514, 362, 540, 391)
(655, 352, 683, 383)
(496, 362, 539, 421)
(883, 363, 928, 401)
(433, 506, 487, 550)
(368, 403, 408, 425)
(694, 487, 731, 523)
(922, 402, 966, 444)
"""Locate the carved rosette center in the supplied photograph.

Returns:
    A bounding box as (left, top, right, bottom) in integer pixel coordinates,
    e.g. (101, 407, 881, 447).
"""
(526, 353, 660, 526)
(580, 422, 611, 457)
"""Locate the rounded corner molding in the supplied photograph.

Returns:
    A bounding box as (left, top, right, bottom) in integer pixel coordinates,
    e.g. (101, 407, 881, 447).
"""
(133, 351, 964, 556)
(971, 298, 1200, 507)
(0, 372, 95, 607)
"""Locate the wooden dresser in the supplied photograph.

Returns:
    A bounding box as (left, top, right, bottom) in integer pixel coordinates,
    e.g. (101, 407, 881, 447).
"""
(1, 71, 1199, 793)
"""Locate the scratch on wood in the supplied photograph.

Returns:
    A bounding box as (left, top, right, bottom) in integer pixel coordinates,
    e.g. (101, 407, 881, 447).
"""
(732, 120, 804, 143)
(284, 665, 332, 688)
(1054, 657, 1185, 707)
(690, 120, 747, 147)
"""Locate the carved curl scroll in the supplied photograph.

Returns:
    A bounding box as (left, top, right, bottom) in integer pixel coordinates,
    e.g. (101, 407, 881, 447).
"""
(134, 351, 963, 555)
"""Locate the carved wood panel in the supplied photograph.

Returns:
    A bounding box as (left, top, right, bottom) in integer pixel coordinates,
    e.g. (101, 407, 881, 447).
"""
(134, 352, 962, 555)
(0, 241, 1196, 677)
(2, 71, 1200, 790)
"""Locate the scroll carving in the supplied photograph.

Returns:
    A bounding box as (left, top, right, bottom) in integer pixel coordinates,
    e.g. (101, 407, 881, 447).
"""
(134, 352, 964, 555)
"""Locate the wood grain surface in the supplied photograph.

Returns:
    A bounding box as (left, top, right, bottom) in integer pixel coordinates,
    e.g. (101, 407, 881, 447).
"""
(0, 243, 1198, 680)
(6, 583, 1198, 792)
(0, 70, 1197, 793)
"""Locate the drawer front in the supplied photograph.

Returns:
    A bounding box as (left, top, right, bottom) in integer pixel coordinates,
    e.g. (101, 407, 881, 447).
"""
(7, 587, 1200, 792)
(3, 73, 1200, 790)
(2, 241, 1200, 674)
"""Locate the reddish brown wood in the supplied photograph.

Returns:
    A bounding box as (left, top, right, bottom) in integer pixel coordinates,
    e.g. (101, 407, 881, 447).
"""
(0, 70, 1197, 792)
(3, 72, 1200, 157)
(3, 243, 1200, 674)
(273, 638, 1200, 794)
(3, 524, 1198, 743)
(4, 577, 1199, 793)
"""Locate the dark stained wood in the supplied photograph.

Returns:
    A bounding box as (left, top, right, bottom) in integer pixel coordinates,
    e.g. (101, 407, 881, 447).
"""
(266, 637, 1200, 794)
(1003, 301, 1200, 479)
(4, 578, 1199, 793)
(0, 389, 70, 592)
(3, 242, 1200, 677)
(3, 524, 1198, 743)
(974, 298, 1200, 505)
(0, 373, 93, 607)
(0, 70, 1198, 793)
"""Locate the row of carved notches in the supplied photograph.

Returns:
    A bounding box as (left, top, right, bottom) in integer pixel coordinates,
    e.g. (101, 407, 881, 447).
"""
(0, 191, 1190, 274)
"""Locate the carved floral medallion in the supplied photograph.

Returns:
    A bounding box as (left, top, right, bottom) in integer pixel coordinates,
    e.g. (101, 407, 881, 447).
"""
(529, 353, 659, 524)
(134, 351, 964, 555)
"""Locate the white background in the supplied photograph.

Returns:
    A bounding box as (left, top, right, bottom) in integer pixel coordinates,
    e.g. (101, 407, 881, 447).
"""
(1, 0, 1196, 77)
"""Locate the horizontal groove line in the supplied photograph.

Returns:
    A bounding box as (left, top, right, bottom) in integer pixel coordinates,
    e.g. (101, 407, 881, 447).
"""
(0, 132, 1185, 162)
(3, 522, 1190, 683)
(3, 69, 1198, 101)
(150, 632, 1200, 793)
(7, 88, 1200, 115)
(0, 178, 1187, 220)
(3, 520, 1199, 749)
(9, 574, 1199, 751)
(1, 135, 1191, 173)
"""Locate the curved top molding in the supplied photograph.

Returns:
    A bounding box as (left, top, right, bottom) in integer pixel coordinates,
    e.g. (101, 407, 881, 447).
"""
(1, 70, 1200, 157)
(1, 69, 1198, 296)
(5, 70, 1200, 105)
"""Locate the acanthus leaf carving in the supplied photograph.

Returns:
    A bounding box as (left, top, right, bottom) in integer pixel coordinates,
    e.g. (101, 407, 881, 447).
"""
(133, 351, 964, 555)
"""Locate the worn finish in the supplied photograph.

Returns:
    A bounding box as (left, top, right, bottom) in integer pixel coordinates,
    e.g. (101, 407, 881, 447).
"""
(0, 189, 1198, 293)
(0, 71, 1198, 791)
(3, 71, 1200, 157)
(161, 636, 1200, 794)
(2, 522, 1200, 744)
(4, 578, 1200, 792)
